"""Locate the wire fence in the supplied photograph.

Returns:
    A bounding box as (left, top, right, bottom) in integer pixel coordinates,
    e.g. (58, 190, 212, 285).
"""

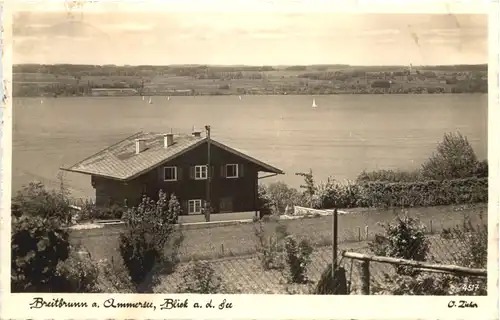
(154, 228, 487, 295)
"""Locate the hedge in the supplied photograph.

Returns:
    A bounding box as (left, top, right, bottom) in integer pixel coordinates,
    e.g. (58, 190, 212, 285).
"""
(314, 177, 488, 209)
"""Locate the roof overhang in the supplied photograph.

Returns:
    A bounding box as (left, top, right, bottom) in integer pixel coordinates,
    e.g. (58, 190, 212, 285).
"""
(61, 135, 285, 180)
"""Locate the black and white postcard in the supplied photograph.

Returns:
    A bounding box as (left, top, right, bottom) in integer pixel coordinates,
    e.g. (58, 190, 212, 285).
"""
(1, 0, 498, 319)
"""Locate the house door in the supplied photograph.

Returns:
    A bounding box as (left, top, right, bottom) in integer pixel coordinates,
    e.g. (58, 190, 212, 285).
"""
(219, 197, 233, 213)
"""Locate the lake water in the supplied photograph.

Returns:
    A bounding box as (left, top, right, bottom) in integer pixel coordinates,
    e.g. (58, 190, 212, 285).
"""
(12, 94, 488, 199)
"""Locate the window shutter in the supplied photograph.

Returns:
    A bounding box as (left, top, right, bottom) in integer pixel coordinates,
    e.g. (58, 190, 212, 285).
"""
(239, 164, 245, 177)
(190, 166, 195, 179)
(220, 165, 226, 178)
(182, 200, 188, 214)
(177, 167, 182, 180)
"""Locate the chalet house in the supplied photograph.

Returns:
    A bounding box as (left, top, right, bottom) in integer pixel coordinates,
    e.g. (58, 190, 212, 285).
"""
(62, 129, 284, 215)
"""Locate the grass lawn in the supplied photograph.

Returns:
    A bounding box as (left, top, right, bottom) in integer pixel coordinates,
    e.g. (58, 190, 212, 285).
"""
(71, 204, 487, 265)
(177, 204, 487, 261)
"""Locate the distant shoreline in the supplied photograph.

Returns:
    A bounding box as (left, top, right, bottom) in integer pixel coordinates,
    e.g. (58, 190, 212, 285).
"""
(13, 64, 488, 97)
(14, 91, 486, 98)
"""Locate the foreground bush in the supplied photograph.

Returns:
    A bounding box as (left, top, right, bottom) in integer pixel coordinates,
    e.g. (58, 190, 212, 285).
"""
(95, 260, 136, 293)
(119, 191, 184, 292)
(282, 235, 314, 284)
(176, 261, 237, 293)
(253, 220, 288, 270)
(11, 215, 70, 292)
(369, 213, 430, 275)
(54, 250, 100, 293)
(440, 212, 487, 295)
(370, 213, 487, 295)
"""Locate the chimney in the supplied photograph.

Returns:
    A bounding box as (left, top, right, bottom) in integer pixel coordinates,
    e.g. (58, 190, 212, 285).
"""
(135, 139, 146, 154)
(192, 129, 202, 138)
(164, 132, 174, 148)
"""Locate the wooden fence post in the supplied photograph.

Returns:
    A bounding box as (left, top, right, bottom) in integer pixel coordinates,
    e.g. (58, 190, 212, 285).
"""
(430, 220, 433, 234)
(361, 260, 370, 295)
(364, 226, 369, 240)
(332, 208, 338, 274)
(357, 227, 361, 242)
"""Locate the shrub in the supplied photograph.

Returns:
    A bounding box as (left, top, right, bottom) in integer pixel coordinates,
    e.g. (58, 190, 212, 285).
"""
(76, 200, 127, 221)
(282, 235, 314, 284)
(257, 184, 273, 217)
(313, 264, 348, 294)
(119, 191, 184, 292)
(369, 212, 430, 275)
(97, 204, 128, 220)
(95, 260, 135, 293)
(473, 159, 488, 178)
(176, 261, 237, 293)
(264, 182, 305, 214)
(279, 176, 487, 211)
(356, 177, 487, 208)
(441, 213, 487, 269)
(440, 212, 487, 295)
(371, 212, 487, 296)
(421, 132, 481, 180)
(11, 214, 70, 292)
(253, 220, 289, 270)
(12, 182, 72, 224)
(372, 272, 457, 295)
(54, 250, 100, 293)
(313, 178, 359, 209)
(356, 169, 424, 183)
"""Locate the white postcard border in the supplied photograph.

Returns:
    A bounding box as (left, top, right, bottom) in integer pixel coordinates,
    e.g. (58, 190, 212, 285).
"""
(1, 0, 498, 319)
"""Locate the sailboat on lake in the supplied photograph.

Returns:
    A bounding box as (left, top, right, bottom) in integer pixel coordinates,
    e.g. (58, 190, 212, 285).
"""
(312, 98, 318, 108)
(148, 97, 152, 104)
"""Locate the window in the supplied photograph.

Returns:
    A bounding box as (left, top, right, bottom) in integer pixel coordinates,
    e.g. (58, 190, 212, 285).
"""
(195, 165, 208, 180)
(188, 199, 202, 214)
(225, 164, 238, 178)
(163, 166, 177, 181)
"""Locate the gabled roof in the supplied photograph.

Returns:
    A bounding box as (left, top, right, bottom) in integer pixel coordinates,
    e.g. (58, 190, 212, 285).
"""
(61, 132, 284, 181)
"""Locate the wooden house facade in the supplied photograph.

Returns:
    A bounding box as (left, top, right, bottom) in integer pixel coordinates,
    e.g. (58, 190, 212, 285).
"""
(62, 129, 283, 215)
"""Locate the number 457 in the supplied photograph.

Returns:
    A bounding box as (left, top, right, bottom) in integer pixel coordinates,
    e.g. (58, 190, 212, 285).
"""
(462, 284, 480, 291)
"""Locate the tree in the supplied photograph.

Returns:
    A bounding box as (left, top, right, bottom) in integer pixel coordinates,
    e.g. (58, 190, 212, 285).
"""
(265, 182, 304, 214)
(257, 184, 273, 217)
(119, 191, 184, 292)
(421, 132, 481, 180)
(296, 169, 316, 207)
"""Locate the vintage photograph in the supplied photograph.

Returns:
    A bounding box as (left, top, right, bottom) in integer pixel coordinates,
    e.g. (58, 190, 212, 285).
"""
(10, 7, 489, 296)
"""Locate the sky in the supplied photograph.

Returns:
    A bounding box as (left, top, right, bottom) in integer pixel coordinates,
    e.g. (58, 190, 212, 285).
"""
(13, 10, 488, 66)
